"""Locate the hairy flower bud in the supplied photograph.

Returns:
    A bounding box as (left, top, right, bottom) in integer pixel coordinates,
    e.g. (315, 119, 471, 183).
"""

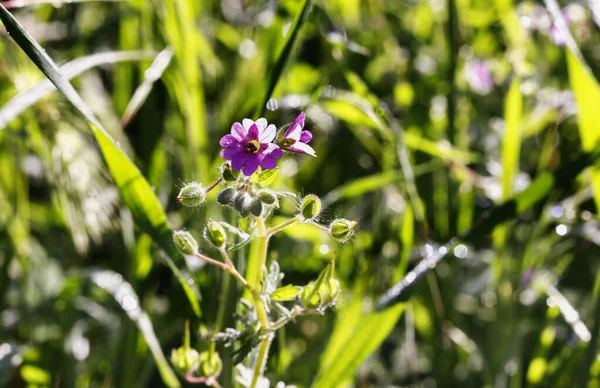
(204, 220, 227, 249)
(329, 219, 357, 242)
(301, 194, 321, 221)
(258, 190, 277, 205)
(233, 192, 252, 215)
(173, 230, 198, 255)
(217, 187, 236, 206)
(221, 163, 240, 182)
(176, 182, 206, 207)
(198, 351, 223, 377)
(249, 198, 264, 217)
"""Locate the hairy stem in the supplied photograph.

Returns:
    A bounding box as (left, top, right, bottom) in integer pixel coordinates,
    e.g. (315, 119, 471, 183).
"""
(250, 333, 274, 388)
(267, 216, 300, 235)
(254, 218, 270, 328)
(220, 249, 255, 294)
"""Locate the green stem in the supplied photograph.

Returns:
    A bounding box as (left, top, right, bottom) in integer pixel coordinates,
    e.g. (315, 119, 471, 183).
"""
(250, 333, 274, 388)
(220, 249, 255, 294)
(254, 218, 270, 328)
(267, 216, 300, 235)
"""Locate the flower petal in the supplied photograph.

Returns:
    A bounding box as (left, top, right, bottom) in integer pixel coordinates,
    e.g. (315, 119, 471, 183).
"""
(255, 118, 267, 130)
(283, 112, 305, 141)
(231, 153, 248, 171)
(231, 122, 246, 140)
(260, 155, 278, 170)
(299, 130, 313, 144)
(260, 124, 276, 143)
(248, 123, 260, 139)
(289, 141, 316, 157)
(220, 134, 240, 147)
(220, 145, 244, 160)
(242, 156, 260, 176)
(242, 119, 254, 130)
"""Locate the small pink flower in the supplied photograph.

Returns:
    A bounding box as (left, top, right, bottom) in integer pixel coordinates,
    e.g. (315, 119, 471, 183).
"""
(279, 112, 316, 157)
(219, 118, 283, 176)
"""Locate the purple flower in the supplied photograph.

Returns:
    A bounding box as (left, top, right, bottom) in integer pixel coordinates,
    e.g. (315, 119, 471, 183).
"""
(220, 118, 283, 176)
(279, 112, 316, 157)
(550, 11, 570, 46)
(465, 59, 494, 95)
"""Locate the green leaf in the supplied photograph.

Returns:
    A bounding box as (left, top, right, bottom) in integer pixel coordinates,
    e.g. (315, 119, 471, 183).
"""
(254, 0, 312, 117)
(313, 303, 405, 387)
(501, 77, 523, 200)
(567, 50, 600, 213)
(321, 171, 400, 206)
(90, 270, 180, 388)
(271, 284, 302, 301)
(257, 168, 280, 188)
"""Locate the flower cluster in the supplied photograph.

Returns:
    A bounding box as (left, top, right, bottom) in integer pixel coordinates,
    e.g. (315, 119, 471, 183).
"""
(219, 112, 315, 176)
(171, 112, 356, 388)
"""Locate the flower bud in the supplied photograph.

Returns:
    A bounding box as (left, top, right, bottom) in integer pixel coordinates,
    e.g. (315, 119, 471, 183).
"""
(198, 351, 223, 377)
(170, 320, 199, 375)
(329, 219, 357, 242)
(171, 346, 200, 375)
(217, 187, 236, 206)
(301, 194, 321, 221)
(173, 230, 198, 255)
(249, 197, 264, 217)
(176, 182, 206, 207)
(301, 261, 340, 309)
(204, 220, 227, 249)
(233, 192, 252, 214)
(221, 163, 239, 182)
(258, 190, 277, 205)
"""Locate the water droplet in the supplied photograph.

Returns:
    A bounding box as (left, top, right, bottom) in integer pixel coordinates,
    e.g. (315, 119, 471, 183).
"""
(556, 224, 568, 236)
(454, 244, 468, 259)
(266, 98, 279, 111)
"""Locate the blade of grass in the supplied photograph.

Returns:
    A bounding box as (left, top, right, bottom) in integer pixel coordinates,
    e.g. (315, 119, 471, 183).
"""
(494, 77, 522, 247)
(90, 270, 180, 388)
(312, 303, 405, 387)
(0, 4, 201, 336)
(158, 251, 201, 318)
(254, 0, 312, 118)
(0, 50, 155, 130)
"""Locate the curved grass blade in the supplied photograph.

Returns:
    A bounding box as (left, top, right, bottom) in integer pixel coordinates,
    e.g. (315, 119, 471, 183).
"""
(121, 49, 174, 127)
(377, 143, 600, 309)
(0, 5, 200, 322)
(90, 270, 180, 388)
(321, 171, 400, 206)
(312, 304, 405, 387)
(0, 50, 155, 130)
(254, 0, 312, 118)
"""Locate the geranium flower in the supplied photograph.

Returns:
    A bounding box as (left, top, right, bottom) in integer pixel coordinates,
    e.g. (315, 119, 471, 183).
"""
(279, 112, 316, 157)
(220, 118, 283, 176)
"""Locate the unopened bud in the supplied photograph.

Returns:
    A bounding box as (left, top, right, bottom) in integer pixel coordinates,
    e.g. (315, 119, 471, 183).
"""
(221, 163, 239, 182)
(176, 182, 206, 207)
(234, 192, 252, 214)
(198, 351, 223, 377)
(249, 198, 264, 217)
(301, 261, 340, 309)
(329, 219, 357, 242)
(171, 346, 200, 375)
(217, 187, 236, 206)
(173, 230, 198, 255)
(204, 220, 227, 248)
(301, 194, 321, 221)
(258, 190, 277, 205)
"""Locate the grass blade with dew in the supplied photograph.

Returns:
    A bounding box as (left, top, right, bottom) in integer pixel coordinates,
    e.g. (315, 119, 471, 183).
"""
(253, 0, 312, 118)
(90, 270, 180, 388)
(377, 142, 600, 309)
(0, 50, 155, 130)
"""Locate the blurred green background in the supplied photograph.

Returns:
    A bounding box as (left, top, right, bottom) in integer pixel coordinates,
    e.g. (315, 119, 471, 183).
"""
(2, 0, 600, 387)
